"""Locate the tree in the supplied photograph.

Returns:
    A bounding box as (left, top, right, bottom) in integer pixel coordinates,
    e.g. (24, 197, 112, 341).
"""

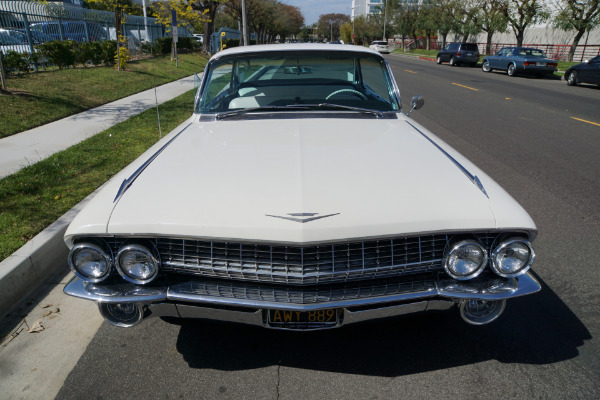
(552, 0, 600, 61)
(390, 0, 420, 50)
(153, 0, 209, 35)
(414, 1, 438, 50)
(317, 13, 350, 41)
(477, 0, 508, 55)
(501, 0, 549, 47)
(190, 1, 228, 53)
(455, 0, 482, 42)
(340, 21, 353, 43)
(84, 0, 129, 69)
(433, 0, 460, 48)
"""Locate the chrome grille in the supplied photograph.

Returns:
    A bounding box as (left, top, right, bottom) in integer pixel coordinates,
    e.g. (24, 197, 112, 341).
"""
(155, 235, 449, 285)
(171, 276, 437, 305)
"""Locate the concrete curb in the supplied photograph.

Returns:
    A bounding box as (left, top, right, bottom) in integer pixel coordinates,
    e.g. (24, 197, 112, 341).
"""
(0, 189, 97, 321)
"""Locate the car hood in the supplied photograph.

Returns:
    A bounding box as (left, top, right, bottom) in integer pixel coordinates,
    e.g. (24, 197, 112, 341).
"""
(66, 115, 536, 244)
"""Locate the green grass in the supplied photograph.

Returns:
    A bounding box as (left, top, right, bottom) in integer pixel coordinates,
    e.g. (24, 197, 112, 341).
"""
(393, 48, 439, 57)
(0, 89, 196, 262)
(0, 53, 208, 138)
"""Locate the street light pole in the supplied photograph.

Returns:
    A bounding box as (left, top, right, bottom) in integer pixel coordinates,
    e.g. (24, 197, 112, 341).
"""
(383, 0, 388, 41)
(241, 0, 249, 46)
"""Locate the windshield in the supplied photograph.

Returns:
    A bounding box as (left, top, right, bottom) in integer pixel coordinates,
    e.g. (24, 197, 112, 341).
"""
(196, 51, 400, 114)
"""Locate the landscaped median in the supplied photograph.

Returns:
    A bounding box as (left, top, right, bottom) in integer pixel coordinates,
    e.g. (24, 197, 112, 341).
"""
(0, 53, 208, 138)
(0, 88, 196, 263)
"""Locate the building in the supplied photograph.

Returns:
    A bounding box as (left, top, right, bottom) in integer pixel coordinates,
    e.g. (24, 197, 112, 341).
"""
(351, 0, 383, 20)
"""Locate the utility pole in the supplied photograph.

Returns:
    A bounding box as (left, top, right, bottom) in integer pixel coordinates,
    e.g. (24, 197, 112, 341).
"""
(141, 0, 150, 42)
(241, 0, 249, 46)
(382, 0, 388, 41)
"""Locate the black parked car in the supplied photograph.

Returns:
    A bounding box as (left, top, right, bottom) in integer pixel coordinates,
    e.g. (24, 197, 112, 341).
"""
(565, 55, 600, 87)
(437, 42, 479, 66)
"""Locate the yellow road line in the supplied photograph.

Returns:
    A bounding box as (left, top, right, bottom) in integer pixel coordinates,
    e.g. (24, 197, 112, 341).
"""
(452, 83, 478, 91)
(404, 70, 417, 74)
(571, 117, 600, 127)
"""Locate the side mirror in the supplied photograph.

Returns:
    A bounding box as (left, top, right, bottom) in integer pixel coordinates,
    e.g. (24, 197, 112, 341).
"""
(406, 95, 424, 116)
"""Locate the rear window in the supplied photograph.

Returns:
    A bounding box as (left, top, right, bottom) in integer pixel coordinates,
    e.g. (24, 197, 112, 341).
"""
(372, 41, 388, 46)
(461, 43, 478, 51)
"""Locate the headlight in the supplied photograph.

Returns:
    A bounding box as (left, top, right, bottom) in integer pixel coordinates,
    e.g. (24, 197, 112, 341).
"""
(68, 243, 112, 283)
(491, 238, 534, 278)
(443, 240, 488, 280)
(115, 244, 159, 284)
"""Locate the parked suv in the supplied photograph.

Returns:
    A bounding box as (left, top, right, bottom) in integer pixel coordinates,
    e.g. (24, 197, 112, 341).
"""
(369, 40, 390, 54)
(437, 42, 479, 66)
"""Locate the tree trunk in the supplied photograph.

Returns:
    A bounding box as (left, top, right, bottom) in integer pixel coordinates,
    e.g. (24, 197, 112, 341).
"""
(486, 30, 493, 55)
(568, 29, 586, 62)
(514, 27, 524, 47)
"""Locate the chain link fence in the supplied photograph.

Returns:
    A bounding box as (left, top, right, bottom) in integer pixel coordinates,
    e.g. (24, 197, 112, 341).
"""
(0, 1, 192, 56)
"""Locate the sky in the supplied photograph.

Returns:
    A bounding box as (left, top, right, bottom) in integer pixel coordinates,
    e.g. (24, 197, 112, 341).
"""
(280, 0, 351, 25)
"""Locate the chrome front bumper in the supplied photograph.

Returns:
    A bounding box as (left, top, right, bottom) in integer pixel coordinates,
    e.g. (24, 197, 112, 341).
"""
(64, 272, 541, 329)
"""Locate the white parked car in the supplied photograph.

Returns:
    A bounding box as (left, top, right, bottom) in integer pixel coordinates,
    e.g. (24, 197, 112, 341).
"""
(64, 44, 540, 330)
(369, 40, 390, 54)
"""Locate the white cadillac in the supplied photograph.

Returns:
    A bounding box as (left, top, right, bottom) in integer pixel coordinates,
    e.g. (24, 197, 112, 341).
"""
(64, 44, 540, 330)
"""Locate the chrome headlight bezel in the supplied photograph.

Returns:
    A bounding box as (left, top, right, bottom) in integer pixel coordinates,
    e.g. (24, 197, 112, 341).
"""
(68, 242, 112, 283)
(490, 238, 535, 278)
(115, 243, 160, 285)
(443, 239, 488, 280)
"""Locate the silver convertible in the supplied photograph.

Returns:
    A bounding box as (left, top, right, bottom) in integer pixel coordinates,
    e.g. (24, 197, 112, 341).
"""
(64, 44, 540, 330)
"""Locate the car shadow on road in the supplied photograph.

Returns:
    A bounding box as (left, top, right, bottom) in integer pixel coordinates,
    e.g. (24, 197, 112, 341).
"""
(174, 272, 591, 377)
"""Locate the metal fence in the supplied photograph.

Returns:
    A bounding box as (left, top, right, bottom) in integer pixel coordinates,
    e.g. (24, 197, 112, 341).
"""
(0, 1, 192, 55)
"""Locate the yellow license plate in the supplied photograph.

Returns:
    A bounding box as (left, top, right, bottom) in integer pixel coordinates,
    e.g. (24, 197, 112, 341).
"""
(268, 309, 338, 329)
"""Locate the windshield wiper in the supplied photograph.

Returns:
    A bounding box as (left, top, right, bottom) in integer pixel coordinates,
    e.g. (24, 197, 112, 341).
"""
(215, 103, 384, 120)
(302, 103, 384, 118)
(216, 105, 310, 120)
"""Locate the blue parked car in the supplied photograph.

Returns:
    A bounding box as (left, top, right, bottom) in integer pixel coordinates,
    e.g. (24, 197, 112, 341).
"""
(482, 47, 558, 77)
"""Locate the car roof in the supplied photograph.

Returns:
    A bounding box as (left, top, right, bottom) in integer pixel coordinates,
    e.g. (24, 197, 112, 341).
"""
(210, 43, 381, 61)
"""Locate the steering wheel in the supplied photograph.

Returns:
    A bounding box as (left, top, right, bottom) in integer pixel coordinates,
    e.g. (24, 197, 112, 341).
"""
(325, 89, 367, 100)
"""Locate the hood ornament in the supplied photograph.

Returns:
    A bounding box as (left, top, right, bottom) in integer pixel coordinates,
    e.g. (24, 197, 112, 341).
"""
(266, 212, 340, 223)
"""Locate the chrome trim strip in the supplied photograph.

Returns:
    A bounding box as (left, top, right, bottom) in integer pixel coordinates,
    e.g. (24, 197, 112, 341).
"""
(405, 120, 489, 198)
(64, 272, 540, 308)
(113, 123, 192, 203)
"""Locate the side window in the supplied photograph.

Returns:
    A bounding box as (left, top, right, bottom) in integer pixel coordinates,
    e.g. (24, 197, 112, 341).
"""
(443, 44, 450, 51)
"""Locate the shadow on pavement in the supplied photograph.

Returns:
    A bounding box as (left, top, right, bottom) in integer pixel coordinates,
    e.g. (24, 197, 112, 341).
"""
(175, 272, 590, 376)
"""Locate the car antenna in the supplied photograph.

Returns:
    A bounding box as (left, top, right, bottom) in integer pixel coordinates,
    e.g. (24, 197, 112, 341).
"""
(151, 41, 163, 138)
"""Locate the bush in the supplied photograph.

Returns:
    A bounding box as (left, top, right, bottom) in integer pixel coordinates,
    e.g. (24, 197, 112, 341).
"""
(2, 50, 31, 74)
(100, 40, 117, 65)
(155, 36, 172, 55)
(222, 38, 257, 49)
(37, 40, 77, 69)
(76, 41, 103, 66)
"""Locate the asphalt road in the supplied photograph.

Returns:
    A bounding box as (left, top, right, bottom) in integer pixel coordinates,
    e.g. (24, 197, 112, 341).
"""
(55, 54, 600, 400)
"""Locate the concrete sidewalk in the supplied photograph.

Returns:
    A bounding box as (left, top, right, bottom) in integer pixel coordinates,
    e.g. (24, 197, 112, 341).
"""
(0, 74, 198, 322)
(0, 74, 197, 179)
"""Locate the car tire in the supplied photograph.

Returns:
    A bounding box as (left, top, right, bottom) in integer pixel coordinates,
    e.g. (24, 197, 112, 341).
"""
(449, 57, 457, 66)
(482, 61, 491, 72)
(507, 63, 517, 76)
(437, 56, 442, 64)
(567, 70, 578, 86)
